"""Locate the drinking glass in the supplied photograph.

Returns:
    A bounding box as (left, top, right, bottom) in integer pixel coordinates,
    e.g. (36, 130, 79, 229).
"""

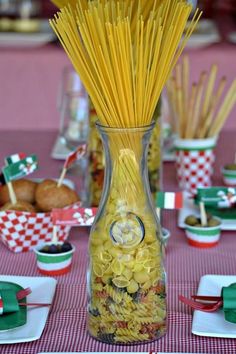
(59, 91, 89, 150)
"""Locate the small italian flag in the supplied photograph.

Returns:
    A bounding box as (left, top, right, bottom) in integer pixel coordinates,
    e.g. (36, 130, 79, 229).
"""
(3, 155, 38, 183)
(5, 153, 26, 165)
(64, 143, 87, 169)
(156, 192, 183, 209)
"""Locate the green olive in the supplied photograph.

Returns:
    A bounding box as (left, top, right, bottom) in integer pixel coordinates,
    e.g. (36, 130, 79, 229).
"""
(224, 164, 236, 171)
(207, 218, 221, 227)
(185, 215, 199, 226)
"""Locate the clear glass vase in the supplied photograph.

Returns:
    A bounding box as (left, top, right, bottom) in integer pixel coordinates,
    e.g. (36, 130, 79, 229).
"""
(87, 122, 167, 344)
(88, 99, 162, 206)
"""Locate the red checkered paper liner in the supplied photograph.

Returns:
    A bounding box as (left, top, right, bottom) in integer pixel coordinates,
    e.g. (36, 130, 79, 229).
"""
(175, 148, 215, 195)
(0, 202, 81, 253)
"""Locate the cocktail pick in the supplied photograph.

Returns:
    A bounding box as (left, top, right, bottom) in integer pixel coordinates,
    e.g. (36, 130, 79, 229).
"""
(199, 201, 207, 226)
(2, 154, 38, 205)
(57, 143, 86, 188)
(179, 282, 236, 323)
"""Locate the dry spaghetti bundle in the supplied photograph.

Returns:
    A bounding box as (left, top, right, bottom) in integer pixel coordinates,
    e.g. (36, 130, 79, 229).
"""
(50, 0, 201, 129)
(166, 56, 236, 139)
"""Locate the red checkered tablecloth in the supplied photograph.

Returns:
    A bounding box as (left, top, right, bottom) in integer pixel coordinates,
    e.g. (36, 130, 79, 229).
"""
(0, 130, 236, 354)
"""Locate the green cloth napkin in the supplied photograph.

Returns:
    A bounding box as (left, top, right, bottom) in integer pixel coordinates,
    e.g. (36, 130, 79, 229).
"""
(222, 283, 236, 324)
(0, 282, 27, 331)
(0, 289, 19, 314)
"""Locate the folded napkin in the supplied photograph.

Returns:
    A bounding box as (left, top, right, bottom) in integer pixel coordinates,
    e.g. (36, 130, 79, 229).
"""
(0, 282, 27, 331)
(0, 289, 19, 315)
(222, 283, 236, 324)
(180, 282, 236, 324)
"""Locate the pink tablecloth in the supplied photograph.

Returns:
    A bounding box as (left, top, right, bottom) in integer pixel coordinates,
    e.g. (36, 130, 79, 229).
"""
(0, 130, 236, 353)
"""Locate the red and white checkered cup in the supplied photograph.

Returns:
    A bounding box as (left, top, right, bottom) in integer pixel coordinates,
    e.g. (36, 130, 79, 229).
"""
(175, 136, 217, 195)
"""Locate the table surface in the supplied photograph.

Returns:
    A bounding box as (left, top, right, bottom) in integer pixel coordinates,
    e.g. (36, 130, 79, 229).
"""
(0, 130, 236, 354)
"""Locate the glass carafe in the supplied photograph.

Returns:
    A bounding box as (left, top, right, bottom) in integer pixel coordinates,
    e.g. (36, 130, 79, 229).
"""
(87, 122, 167, 344)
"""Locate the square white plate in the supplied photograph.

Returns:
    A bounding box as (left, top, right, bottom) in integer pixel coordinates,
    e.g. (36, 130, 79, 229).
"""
(178, 192, 236, 231)
(192, 275, 236, 338)
(0, 275, 57, 344)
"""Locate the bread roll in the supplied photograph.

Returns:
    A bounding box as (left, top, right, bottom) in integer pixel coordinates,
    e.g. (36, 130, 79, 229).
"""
(35, 179, 79, 212)
(0, 179, 37, 205)
(1, 200, 36, 213)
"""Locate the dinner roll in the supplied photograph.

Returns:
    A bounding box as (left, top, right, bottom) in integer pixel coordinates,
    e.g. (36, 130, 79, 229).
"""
(0, 179, 37, 205)
(1, 200, 36, 213)
(35, 179, 79, 212)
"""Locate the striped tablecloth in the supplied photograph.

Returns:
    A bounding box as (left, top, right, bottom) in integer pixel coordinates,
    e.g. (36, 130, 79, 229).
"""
(0, 130, 236, 354)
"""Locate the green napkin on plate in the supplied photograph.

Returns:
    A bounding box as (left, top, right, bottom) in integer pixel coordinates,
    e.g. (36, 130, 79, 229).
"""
(0, 281, 27, 331)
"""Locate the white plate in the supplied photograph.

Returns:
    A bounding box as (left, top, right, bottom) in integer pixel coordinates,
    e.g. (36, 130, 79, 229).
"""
(0, 20, 55, 48)
(178, 191, 236, 231)
(0, 275, 57, 344)
(185, 19, 221, 48)
(192, 275, 236, 338)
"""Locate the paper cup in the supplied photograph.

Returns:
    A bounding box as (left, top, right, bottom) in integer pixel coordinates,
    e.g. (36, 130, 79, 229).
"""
(34, 242, 75, 276)
(222, 168, 236, 187)
(175, 136, 217, 195)
(184, 218, 221, 248)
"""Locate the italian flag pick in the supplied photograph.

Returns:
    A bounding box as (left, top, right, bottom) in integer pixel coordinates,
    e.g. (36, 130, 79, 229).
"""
(64, 144, 87, 169)
(5, 153, 26, 165)
(2, 155, 38, 183)
(156, 192, 183, 209)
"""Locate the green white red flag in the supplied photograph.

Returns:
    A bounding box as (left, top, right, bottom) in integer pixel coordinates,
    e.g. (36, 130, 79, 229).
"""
(5, 153, 26, 165)
(2, 155, 38, 183)
(52, 207, 97, 226)
(156, 192, 183, 209)
(64, 144, 87, 169)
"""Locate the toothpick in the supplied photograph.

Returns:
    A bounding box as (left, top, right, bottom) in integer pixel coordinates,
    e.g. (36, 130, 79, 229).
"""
(51, 225, 58, 244)
(199, 201, 207, 227)
(57, 167, 67, 188)
(7, 181, 17, 205)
